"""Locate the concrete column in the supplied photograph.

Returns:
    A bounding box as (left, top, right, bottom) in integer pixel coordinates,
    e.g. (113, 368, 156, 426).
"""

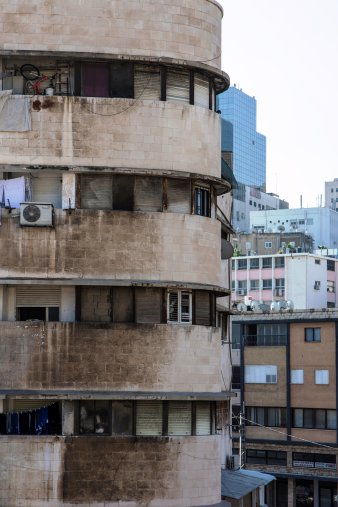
(62, 400, 74, 435)
(62, 172, 76, 209)
(61, 286, 75, 322)
(288, 478, 295, 507)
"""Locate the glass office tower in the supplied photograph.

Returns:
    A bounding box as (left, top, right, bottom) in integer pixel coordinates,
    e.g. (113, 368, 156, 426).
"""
(218, 86, 266, 190)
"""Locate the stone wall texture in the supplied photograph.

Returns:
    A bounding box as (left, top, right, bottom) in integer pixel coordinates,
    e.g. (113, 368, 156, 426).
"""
(0, 435, 220, 507)
(0, 0, 223, 71)
(0, 322, 221, 392)
(0, 210, 223, 287)
(0, 96, 222, 177)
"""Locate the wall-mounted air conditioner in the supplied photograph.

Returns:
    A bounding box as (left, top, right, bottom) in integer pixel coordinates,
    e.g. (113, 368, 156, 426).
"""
(20, 203, 54, 227)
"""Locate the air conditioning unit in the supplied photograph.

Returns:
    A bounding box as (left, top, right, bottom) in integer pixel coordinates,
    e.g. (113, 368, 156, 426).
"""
(20, 203, 54, 227)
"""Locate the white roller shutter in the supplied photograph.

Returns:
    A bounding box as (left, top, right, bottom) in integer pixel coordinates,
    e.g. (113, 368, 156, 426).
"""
(81, 175, 113, 209)
(134, 177, 162, 212)
(168, 401, 192, 435)
(136, 401, 162, 436)
(31, 173, 62, 208)
(134, 65, 161, 101)
(16, 286, 61, 307)
(167, 70, 190, 104)
(196, 402, 211, 435)
(194, 75, 209, 109)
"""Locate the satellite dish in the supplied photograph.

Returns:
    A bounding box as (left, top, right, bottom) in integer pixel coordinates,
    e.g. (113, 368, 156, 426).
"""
(250, 300, 262, 312)
(237, 302, 247, 312)
(259, 303, 270, 314)
(287, 300, 294, 311)
(221, 239, 234, 260)
(277, 225, 285, 232)
(270, 301, 279, 312)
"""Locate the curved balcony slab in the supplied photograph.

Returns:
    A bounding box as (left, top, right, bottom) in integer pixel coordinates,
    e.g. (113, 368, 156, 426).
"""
(0, 0, 224, 73)
(0, 435, 221, 507)
(0, 210, 223, 287)
(0, 96, 221, 178)
(0, 322, 222, 393)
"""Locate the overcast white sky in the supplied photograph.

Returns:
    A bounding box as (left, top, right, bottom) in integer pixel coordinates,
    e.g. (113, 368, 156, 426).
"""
(218, 0, 338, 208)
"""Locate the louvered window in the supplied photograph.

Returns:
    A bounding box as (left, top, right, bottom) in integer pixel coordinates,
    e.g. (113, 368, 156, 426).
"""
(134, 177, 162, 212)
(80, 174, 113, 209)
(16, 285, 61, 321)
(168, 401, 192, 435)
(194, 75, 210, 109)
(196, 402, 211, 435)
(167, 290, 192, 324)
(166, 179, 191, 214)
(136, 401, 163, 436)
(134, 65, 161, 101)
(166, 70, 190, 104)
(135, 288, 162, 324)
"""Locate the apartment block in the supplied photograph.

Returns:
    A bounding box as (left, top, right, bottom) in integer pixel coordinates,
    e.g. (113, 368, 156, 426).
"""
(231, 311, 338, 507)
(0, 1, 234, 506)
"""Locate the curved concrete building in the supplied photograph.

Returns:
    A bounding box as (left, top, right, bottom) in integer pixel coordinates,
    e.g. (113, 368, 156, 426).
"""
(0, 1, 233, 505)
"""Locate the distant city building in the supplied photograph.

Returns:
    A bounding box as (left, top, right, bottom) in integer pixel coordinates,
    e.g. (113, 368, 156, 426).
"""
(231, 252, 337, 310)
(233, 231, 313, 256)
(325, 178, 338, 211)
(250, 207, 338, 250)
(218, 86, 266, 190)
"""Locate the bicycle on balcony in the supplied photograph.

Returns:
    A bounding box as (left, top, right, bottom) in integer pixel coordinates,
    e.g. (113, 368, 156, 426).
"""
(20, 64, 55, 95)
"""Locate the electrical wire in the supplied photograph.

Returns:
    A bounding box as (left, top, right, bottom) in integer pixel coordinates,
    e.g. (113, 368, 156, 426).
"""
(231, 412, 338, 452)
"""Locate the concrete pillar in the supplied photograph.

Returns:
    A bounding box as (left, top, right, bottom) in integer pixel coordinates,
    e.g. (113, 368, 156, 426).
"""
(61, 286, 75, 322)
(62, 172, 76, 210)
(288, 478, 295, 507)
(62, 400, 74, 435)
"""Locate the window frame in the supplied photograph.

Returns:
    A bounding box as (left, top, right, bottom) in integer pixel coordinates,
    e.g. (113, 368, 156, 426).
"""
(167, 289, 192, 324)
(305, 327, 321, 342)
(193, 183, 211, 217)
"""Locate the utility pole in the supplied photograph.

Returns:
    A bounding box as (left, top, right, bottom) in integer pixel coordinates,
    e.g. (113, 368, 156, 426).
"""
(238, 402, 245, 469)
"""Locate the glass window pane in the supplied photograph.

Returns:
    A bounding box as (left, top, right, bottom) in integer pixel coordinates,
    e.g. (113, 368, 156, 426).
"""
(293, 409, 303, 428)
(111, 401, 133, 435)
(303, 409, 313, 428)
(315, 409, 326, 429)
(327, 410, 336, 430)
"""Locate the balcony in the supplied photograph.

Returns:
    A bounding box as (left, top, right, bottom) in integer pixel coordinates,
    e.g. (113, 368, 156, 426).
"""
(0, 321, 222, 393)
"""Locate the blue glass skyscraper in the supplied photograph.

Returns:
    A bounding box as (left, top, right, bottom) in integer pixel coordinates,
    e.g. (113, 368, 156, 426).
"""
(218, 86, 266, 190)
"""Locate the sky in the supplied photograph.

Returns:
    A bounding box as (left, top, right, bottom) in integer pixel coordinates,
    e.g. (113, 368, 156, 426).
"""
(218, 0, 338, 208)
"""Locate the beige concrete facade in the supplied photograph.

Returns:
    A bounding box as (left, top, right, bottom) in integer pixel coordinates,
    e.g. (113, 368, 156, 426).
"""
(0, 210, 224, 287)
(0, 96, 222, 177)
(0, 322, 221, 392)
(0, 435, 221, 507)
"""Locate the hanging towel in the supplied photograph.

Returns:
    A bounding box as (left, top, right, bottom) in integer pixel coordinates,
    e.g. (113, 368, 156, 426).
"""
(0, 90, 31, 131)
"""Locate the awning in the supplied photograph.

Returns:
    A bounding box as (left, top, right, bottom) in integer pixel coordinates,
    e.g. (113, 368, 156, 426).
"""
(221, 469, 276, 500)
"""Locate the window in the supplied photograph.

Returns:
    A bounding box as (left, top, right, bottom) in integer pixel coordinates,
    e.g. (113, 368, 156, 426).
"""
(275, 256, 285, 268)
(262, 279, 272, 290)
(134, 64, 161, 100)
(232, 366, 241, 390)
(250, 258, 259, 269)
(264, 242, 272, 248)
(327, 260, 335, 271)
(232, 405, 240, 432)
(245, 365, 277, 384)
(327, 280, 335, 293)
(111, 401, 133, 435)
(247, 449, 287, 466)
(293, 452, 336, 470)
(315, 259, 321, 265)
(16, 285, 61, 322)
(79, 400, 110, 435)
(231, 259, 236, 270)
(194, 185, 210, 217)
(250, 279, 260, 291)
(314, 280, 321, 290)
(238, 280, 247, 295)
(246, 407, 286, 427)
(237, 259, 247, 270)
(262, 257, 272, 268)
(315, 370, 329, 385)
(293, 409, 336, 429)
(305, 328, 321, 342)
(232, 323, 241, 350)
(167, 290, 192, 324)
(291, 370, 304, 384)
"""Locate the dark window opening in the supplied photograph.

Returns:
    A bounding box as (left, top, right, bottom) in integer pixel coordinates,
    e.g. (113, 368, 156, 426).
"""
(82, 62, 110, 98)
(0, 402, 61, 435)
(17, 307, 59, 322)
(79, 400, 111, 435)
(194, 186, 210, 217)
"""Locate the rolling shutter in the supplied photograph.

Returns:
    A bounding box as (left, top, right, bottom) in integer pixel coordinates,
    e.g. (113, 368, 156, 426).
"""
(195, 291, 211, 326)
(134, 65, 161, 101)
(196, 402, 211, 435)
(80, 174, 113, 209)
(136, 401, 162, 436)
(134, 177, 162, 212)
(31, 174, 62, 208)
(167, 179, 191, 214)
(166, 70, 190, 104)
(168, 401, 192, 435)
(80, 287, 111, 322)
(135, 288, 162, 324)
(3, 400, 56, 413)
(112, 287, 134, 323)
(16, 286, 61, 307)
(194, 75, 210, 109)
